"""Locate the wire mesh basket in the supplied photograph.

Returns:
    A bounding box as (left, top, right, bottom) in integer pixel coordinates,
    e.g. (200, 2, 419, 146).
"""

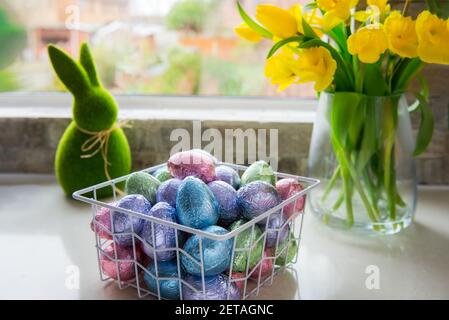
(73, 162, 319, 300)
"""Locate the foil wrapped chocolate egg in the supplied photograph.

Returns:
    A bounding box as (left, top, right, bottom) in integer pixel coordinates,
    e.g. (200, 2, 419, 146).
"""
(176, 177, 219, 229)
(144, 260, 183, 300)
(229, 272, 247, 290)
(237, 181, 281, 222)
(182, 274, 241, 300)
(215, 165, 240, 190)
(125, 172, 161, 204)
(167, 149, 216, 183)
(154, 167, 172, 183)
(276, 178, 305, 218)
(181, 225, 233, 276)
(100, 243, 142, 281)
(91, 206, 112, 239)
(275, 238, 298, 266)
(156, 178, 182, 208)
(112, 194, 152, 246)
(229, 219, 263, 272)
(141, 202, 177, 261)
(208, 181, 240, 226)
(263, 212, 289, 248)
(250, 249, 274, 280)
(240, 160, 275, 186)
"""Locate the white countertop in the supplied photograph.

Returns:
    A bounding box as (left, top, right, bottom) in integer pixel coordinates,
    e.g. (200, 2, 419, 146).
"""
(0, 175, 448, 300)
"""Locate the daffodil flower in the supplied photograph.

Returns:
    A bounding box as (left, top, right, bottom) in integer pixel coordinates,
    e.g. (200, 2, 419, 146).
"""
(384, 11, 418, 58)
(234, 22, 263, 42)
(294, 47, 337, 91)
(317, 0, 359, 31)
(416, 11, 449, 65)
(348, 24, 388, 64)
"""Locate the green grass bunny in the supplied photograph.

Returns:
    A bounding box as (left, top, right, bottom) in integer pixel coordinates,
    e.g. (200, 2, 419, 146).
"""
(48, 43, 131, 198)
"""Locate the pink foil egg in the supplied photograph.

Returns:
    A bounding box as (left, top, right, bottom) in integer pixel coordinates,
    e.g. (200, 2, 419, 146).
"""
(275, 178, 305, 218)
(90, 206, 112, 239)
(167, 150, 216, 183)
(100, 243, 142, 281)
(250, 249, 274, 280)
(230, 272, 247, 290)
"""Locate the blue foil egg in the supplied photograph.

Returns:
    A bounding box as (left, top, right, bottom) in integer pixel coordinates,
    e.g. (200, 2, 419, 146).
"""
(141, 202, 178, 261)
(112, 194, 152, 246)
(144, 259, 183, 300)
(215, 165, 241, 190)
(182, 274, 241, 300)
(156, 178, 182, 208)
(181, 226, 233, 276)
(208, 181, 240, 227)
(263, 212, 289, 248)
(176, 177, 219, 229)
(236, 181, 281, 222)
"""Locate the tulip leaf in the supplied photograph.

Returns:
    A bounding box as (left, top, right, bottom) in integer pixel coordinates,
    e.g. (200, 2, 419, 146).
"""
(301, 18, 318, 38)
(364, 63, 388, 96)
(392, 58, 423, 94)
(267, 36, 305, 58)
(412, 92, 434, 156)
(237, 2, 273, 39)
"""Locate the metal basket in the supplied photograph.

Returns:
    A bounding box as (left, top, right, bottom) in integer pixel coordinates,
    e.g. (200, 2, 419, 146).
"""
(73, 162, 319, 300)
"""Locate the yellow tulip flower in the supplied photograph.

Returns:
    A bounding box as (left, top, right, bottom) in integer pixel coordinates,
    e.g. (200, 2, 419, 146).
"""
(317, 0, 359, 30)
(234, 22, 263, 42)
(384, 12, 418, 58)
(348, 25, 388, 63)
(355, 0, 391, 23)
(294, 47, 337, 92)
(368, 0, 390, 16)
(265, 49, 300, 91)
(416, 11, 449, 65)
(256, 4, 298, 39)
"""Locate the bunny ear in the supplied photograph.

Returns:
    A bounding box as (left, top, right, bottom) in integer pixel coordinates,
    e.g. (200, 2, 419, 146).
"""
(79, 43, 101, 87)
(48, 45, 90, 96)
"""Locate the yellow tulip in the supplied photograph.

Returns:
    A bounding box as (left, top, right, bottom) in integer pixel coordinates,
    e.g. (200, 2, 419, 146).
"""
(317, 0, 359, 30)
(355, 0, 391, 23)
(265, 49, 299, 91)
(416, 11, 449, 65)
(256, 4, 298, 39)
(293, 47, 337, 91)
(384, 11, 418, 58)
(348, 25, 388, 63)
(234, 22, 263, 42)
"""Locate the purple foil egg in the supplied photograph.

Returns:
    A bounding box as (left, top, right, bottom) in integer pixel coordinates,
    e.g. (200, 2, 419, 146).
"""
(167, 150, 216, 183)
(91, 206, 112, 239)
(208, 181, 240, 227)
(263, 212, 289, 248)
(182, 274, 242, 300)
(100, 243, 142, 281)
(215, 165, 240, 190)
(141, 202, 178, 261)
(176, 177, 219, 229)
(236, 181, 281, 222)
(112, 194, 152, 246)
(156, 178, 182, 208)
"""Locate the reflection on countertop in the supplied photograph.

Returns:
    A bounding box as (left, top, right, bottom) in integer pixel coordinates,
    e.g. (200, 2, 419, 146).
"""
(0, 175, 448, 299)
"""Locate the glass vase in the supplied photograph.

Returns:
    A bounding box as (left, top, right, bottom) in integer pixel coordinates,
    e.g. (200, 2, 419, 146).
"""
(308, 92, 417, 235)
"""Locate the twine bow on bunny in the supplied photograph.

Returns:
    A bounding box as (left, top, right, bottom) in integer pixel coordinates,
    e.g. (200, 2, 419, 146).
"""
(77, 120, 133, 182)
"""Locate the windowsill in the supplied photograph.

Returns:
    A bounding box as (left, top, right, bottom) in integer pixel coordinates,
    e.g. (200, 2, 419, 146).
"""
(0, 92, 317, 123)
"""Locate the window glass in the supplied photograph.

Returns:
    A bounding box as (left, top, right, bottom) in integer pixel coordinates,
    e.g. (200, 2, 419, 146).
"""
(0, 0, 314, 97)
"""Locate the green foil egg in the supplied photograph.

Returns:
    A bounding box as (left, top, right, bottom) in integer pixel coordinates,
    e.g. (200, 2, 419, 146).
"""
(229, 219, 264, 272)
(275, 238, 298, 266)
(125, 171, 161, 204)
(240, 160, 275, 186)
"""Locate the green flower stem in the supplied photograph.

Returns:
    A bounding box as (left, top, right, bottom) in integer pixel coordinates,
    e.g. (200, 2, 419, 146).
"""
(342, 167, 354, 227)
(321, 165, 341, 202)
